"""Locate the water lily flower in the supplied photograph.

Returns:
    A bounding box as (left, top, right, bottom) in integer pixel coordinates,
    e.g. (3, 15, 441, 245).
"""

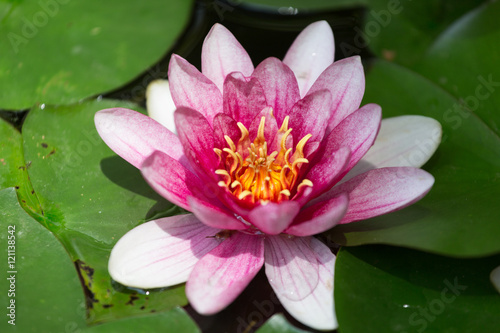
(95, 21, 441, 330)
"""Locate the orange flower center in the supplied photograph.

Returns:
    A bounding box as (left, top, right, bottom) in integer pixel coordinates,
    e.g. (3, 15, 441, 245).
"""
(214, 110, 313, 204)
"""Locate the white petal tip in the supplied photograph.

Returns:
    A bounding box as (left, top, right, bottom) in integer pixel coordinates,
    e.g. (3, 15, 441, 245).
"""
(491, 266, 500, 294)
(146, 79, 177, 133)
(362, 115, 442, 169)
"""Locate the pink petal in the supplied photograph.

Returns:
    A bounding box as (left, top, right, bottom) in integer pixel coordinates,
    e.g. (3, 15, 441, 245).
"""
(288, 89, 332, 143)
(264, 235, 319, 301)
(168, 54, 223, 125)
(283, 20, 335, 97)
(252, 57, 301, 125)
(248, 201, 301, 235)
(95, 108, 185, 169)
(248, 107, 279, 145)
(146, 79, 176, 133)
(307, 56, 365, 131)
(212, 112, 241, 150)
(174, 107, 220, 180)
(326, 167, 435, 224)
(186, 232, 264, 314)
(286, 193, 349, 236)
(223, 72, 267, 128)
(201, 24, 254, 92)
(108, 214, 220, 288)
(141, 151, 219, 211)
(302, 146, 351, 202)
(276, 237, 338, 330)
(328, 103, 382, 175)
(187, 196, 248, 231)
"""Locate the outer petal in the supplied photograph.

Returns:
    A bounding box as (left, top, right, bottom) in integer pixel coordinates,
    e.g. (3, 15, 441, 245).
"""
(307, 56, 365, 131)
(201, 23, 254, 92)
(168, 54, 223, 125)
(186, 232, 265, 314)
(491, 266, 500, 294)
(283, 20, 335, 97)
(301, 146, 351, 202)
(146, 79, 176, 133)
(286, 193, 349, 236)
(187, 196, 248, 231)
(95, 108, 185, 169)
(328, 103, 382, 175)
(252, 57, 301, 125)
(141, 151, 219, 211)
(223, 72, 267, 128)
(326, 167, 435, 224)
(108, 214, 220, 288)
(264, 235, 319, 301)
(175, 107, 220, 180)
(346, 115, 442, 180)
(277, 238, 337, 331)
(248, 201, 301, 235)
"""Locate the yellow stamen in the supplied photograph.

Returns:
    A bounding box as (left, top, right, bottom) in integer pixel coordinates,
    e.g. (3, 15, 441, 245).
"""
(215, 115, 314, 204)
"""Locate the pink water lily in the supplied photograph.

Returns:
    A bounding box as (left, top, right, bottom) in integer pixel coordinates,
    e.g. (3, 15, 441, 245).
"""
(95, 21, 440, 330)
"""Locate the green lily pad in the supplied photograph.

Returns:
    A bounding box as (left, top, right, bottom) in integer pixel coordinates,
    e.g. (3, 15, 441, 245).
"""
(0, 119, 22, 189)
(83, 308, 200, 333)
(325, 59, 500, 257)
(416, 0, 500, 137)
(335, 245, 500, 333)
(257, 314, 309, 333)
(326, 1, 500, 257)
(21, 99, 187, 323)
(357, 0, 485, 66)
(0, 187, 87, 332)
(0, 116, 43, 216)
(0, 0, 193, 110)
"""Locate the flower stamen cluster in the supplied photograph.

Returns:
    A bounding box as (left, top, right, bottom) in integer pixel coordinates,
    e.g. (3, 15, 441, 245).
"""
(214, 112, 313, 204)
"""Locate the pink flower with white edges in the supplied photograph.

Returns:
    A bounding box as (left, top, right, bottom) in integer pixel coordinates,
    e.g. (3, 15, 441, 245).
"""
(95, 21, 441, 330)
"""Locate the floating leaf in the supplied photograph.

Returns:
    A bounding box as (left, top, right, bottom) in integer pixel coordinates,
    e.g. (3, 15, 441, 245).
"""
(0, 0, 193, 110)
(335, 245, 500, 333)
(21, 99, 187, 323)
(326, 1, 500, 257)
(257, 314, 309, 333)
(0, 187, 86, 332)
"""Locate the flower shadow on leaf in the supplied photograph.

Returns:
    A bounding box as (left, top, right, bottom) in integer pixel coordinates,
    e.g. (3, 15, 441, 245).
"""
(100, 155, 180, 219)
